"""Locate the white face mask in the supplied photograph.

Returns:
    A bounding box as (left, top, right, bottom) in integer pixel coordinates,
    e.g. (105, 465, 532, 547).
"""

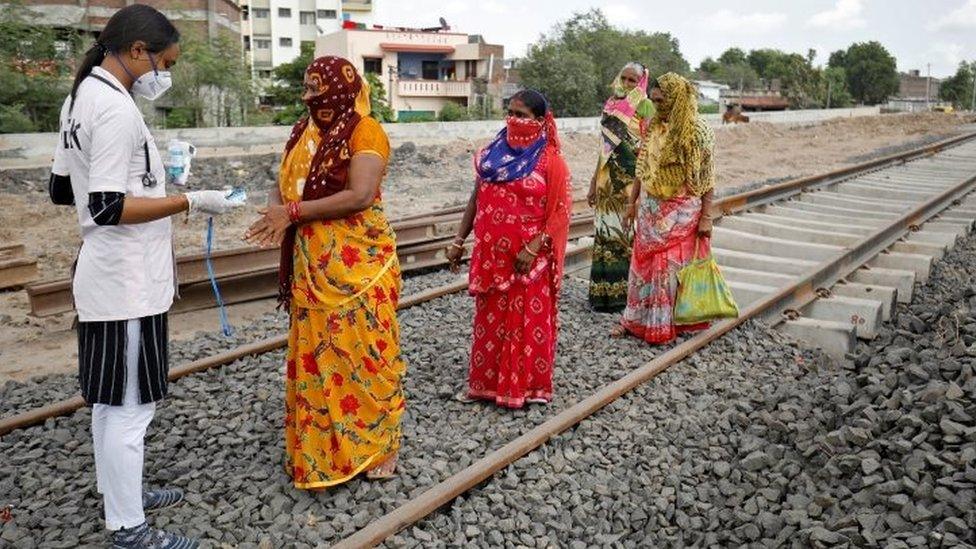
(123, 52, 173, 101)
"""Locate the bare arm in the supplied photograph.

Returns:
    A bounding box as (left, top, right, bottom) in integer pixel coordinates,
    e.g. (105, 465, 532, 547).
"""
(455, 184, 479, 242)
(243, 153, 386, 248)
(629, 178, 641, 205)
(118, 195, 190, 224)
(698, 189, 715, 236)
(446, 183, 478, 272)
(268, 185, 282, 206)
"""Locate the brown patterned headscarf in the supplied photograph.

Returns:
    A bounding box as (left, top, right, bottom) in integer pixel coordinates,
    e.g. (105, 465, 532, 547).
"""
(279, 56, 364, 308)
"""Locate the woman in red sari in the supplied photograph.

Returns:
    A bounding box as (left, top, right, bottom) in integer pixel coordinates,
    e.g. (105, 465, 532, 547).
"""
(446, 89, 572, 408)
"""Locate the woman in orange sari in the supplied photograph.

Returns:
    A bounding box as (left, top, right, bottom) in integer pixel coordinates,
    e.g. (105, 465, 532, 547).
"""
(446, 89, 572, 408)
(245, 56, 405, 486)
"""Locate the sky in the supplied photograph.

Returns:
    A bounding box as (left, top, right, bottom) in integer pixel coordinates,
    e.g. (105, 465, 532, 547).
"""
(375, 0, 976, 78)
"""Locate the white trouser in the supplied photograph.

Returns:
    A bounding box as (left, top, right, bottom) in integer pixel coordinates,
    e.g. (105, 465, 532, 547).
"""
(91, 319, 156, 531)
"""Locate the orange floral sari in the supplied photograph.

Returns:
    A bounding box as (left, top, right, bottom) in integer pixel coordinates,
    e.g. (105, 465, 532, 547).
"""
(280, 116, 406, 488)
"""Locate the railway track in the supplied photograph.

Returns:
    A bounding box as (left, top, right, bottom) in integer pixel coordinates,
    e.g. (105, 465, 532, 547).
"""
(327, 132, 976, 548)
(23, 200, 593, 317)
(2, 131, 976, 547)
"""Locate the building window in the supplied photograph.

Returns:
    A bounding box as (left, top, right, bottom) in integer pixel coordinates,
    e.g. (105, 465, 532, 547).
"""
(422, 61, 438, 80)
(317, 9, 337, 19)
(300, 11, 315, 25)
(465, 60, 477, 79)
(241, 5, 249, 20)
(258, 70, 273, 79)
(255, 39, 271, 49)
(441, 64, 456, 80)
(363, 57, 382, 75)
(280, 37, 293, 47)
(278, 8, 291, 17)
(243, 36, 251, 51)
(253, 8, 269, 18)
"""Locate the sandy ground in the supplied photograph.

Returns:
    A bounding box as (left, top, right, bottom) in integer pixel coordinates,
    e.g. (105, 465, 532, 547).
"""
(0, 112, 970, 383)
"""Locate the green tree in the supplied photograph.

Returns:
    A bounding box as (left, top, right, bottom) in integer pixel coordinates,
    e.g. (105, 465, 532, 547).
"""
(520, 42, 599, 117)
(713, 63, 759, 91)
(770, 53, 821, 108)
(820, 66, 854, 108)
(828, 50, 847, 69)
(365, 72, 394, 122)
(519, 9, 689, 117)
(0, 0, 81, 133)
(696, 57, 721, 77)
(832, 41, 899, 104)
(163, 29, 252, 128)
(746, 48, 784, 81)
(718, 47, 747, 67)
(939, 61, 976, 109)
(266, 41, 315, 125)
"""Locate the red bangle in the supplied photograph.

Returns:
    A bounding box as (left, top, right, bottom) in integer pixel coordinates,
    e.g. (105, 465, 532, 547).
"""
(287, 201, 302, 224)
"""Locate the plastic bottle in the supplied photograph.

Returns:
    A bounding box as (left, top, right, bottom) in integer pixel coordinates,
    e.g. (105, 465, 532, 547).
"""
(167, 139, 185, 185)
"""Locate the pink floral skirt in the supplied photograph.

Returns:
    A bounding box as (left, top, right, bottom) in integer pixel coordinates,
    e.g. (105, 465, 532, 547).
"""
(621, 194, 709, 344)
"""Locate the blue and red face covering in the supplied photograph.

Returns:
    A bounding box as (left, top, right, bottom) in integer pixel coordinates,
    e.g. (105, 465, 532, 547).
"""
(475, 116, 547, 184)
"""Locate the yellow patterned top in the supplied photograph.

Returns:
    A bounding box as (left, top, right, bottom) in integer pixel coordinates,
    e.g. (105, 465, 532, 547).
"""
(278, 117, 398, 311)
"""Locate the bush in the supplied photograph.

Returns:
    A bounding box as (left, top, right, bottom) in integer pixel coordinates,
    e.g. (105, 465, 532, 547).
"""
(0, 104, 35, 133)
(401, 113, 437, 123)
(438, 102, 469, 122)
(244, 108, 277, 127)
(698, 103, 719, 114)
(164, 107, 197, 129)
(365, 73, 394, 122)
(272, 104, 307, 126)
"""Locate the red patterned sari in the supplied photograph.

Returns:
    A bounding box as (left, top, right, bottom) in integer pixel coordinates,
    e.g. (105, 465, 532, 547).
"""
(465, 148, 571, 408)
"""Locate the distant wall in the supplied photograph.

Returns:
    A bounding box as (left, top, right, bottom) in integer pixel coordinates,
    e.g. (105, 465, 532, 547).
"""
(0, 106, 881, 170)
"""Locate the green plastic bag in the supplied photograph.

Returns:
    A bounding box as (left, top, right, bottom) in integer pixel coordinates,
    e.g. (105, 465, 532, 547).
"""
(673, 240, 739, 325)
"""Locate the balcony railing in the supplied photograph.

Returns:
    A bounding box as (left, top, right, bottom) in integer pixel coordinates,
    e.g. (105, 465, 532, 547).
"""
(341, 0, 372, 12)
(398, 80, 471, 98)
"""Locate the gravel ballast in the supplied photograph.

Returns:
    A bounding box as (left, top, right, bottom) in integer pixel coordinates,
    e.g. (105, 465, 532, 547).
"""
(393, 232, 976, 548)
(2, 232, 975, 547)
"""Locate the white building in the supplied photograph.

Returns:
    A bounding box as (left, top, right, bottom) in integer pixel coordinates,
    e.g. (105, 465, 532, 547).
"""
(317, 28, 505, 120)
(240, 0, 376, 79)
(693, 80, 730, 105)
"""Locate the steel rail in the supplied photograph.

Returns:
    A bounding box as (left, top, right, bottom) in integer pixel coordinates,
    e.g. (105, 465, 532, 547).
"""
(711, 131, 976, 217)
(0, 246, 593, 435)
(3, 131, 975, 541)
(24, 203, 591, 317)
(330, 137, 976, 549)
(5, 132, 974, 433)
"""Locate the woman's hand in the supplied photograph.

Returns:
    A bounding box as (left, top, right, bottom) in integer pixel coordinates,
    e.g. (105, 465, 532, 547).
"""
(586, 176, 597, 207)
(697, 215, 713, 237)
(446, 241, 465, 273)
(622, 202, 638, 233)
(244, 204, 291, 248)
(515, 236, 543, 274)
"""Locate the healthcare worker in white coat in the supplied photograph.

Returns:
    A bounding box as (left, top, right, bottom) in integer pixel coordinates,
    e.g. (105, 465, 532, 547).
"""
(48, 5, 244, 548)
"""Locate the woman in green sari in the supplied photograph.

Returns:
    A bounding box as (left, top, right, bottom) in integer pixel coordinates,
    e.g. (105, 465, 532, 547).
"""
(587, 62, 655, 312)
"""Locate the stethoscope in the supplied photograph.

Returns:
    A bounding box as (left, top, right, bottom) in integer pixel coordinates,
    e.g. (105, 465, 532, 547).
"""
(82, 73, 158, 188)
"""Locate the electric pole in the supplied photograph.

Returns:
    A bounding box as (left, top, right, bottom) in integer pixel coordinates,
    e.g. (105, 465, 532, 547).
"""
(971, 63, 976, 112)
(926, 63, 931, 110)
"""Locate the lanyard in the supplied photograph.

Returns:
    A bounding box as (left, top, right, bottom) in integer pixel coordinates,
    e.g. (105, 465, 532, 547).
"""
(205, 217, 235, 338)
(77, 73, 156, 187)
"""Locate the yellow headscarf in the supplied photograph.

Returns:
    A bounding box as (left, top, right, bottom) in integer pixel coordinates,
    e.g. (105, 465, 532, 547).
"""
(636, 72, 714, 199)
(355, 76, 372, 117)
